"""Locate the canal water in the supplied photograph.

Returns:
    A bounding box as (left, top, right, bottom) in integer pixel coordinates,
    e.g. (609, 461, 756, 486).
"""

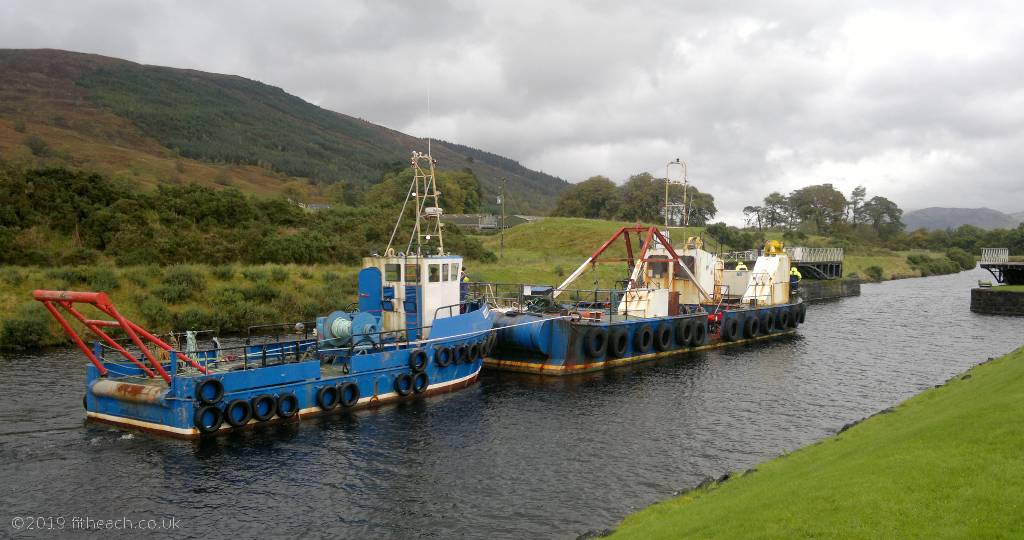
(1, 268, 1020, 539)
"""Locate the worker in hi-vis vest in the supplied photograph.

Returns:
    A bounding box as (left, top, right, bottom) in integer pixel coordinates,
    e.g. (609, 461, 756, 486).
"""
(735, 262, 748, 271)
(789, 265, 802, 290)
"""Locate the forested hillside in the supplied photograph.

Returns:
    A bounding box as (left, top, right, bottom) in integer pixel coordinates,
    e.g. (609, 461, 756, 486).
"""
(0, 49, 569, 213)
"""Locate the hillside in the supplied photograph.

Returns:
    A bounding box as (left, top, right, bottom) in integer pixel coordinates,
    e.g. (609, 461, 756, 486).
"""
(904, 207, 1023, 231)
(0, 48, 568, 213)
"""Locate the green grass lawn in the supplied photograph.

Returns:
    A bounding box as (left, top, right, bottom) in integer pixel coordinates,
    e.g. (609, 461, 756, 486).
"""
(992, 285, 1024, 292)
(609, 346, 1024, 539)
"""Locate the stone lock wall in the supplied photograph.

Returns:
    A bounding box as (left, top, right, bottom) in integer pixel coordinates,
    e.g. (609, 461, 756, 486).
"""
(971, 288, 1024, 316)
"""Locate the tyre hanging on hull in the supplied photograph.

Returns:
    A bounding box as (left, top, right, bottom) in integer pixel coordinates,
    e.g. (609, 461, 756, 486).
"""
(654, 323, 673, 351)
(674, 318, 693, 347)
(721, 316, 740, 342)
(634, 324, 654, 354)
(609, 327, 629, 358)
(583, 327, 608, 359)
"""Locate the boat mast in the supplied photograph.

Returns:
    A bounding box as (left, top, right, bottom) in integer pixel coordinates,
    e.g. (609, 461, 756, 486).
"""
(664, 158, 688, 227)
(385, 151, 445, 256)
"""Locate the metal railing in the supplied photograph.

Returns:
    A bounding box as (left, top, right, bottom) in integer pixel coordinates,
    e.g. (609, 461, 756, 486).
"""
(721, 247, 844, 263)
(981, 248, 1009, 263)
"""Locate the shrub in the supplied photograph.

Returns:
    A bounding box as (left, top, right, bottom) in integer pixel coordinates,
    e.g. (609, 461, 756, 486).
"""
(907, 254, 960, 277)
(22, 134, 49, 157)
(58, 247, 100, 266)
(864, 265, 884, 282)
(83, 267, 120, 291)
(124, 266, 160, 287)
(322, 271, 341, 283)
(269, 266, 289, 282)
(0, 267, 26, 286)
(245, 281, 280, 303)
(153, 283, 192, 304)
(136, 294, 171, 328)
(0, 302, 54, 350)
(945, 248, 976, 271)
(14, 119, 26, 133)
(173, 307, 223, 332)
(162, 265, 206, 291)
(299, 269, 314, 279)
(212, 265, 235, 280)
(242, 268, 269, 281)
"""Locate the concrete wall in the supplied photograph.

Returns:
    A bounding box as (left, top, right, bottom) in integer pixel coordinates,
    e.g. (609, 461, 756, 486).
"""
(800, 278, 861, 301)
(971, 288, 1024, 316)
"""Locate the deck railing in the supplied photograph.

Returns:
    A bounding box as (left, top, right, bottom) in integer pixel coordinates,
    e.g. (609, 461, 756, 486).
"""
(980, 248, 1009, 263)
(721, 247, 844, 263)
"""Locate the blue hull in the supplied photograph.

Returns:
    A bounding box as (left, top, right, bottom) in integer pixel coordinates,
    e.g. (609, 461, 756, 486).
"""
(84, 305, 494, 437)
(486, 303, 805, 375)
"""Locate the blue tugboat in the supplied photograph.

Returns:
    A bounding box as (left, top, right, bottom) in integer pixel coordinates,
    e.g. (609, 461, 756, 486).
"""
(34, 150, 494, 437)
(482, 163, 806, 375)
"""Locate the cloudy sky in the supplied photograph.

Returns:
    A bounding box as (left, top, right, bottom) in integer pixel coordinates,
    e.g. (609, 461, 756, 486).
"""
(3, 0, 1023, 222)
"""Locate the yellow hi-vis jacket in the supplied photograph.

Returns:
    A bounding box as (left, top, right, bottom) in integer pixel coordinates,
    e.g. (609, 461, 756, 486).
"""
(790, 266, 802, 279)
(735, 262, 748, 271)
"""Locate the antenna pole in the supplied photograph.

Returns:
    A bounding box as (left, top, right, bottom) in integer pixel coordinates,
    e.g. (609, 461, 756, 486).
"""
(500, 179, 506, 259)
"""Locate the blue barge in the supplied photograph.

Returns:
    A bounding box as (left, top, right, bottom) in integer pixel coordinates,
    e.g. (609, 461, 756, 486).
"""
(482, 227, 806, 375)
(35, 150, 495, 437)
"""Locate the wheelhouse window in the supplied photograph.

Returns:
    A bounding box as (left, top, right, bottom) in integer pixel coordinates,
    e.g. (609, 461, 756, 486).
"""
(442, 263, 450, 282)
(451, 263, 460, 279)
(405, 264, 419, 283)
(385, 264, 401, 282)
(429, 264, 441, 283)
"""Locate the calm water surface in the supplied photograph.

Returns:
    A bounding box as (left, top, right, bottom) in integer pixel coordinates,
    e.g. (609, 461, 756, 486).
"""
(1, 268, 1021, 538)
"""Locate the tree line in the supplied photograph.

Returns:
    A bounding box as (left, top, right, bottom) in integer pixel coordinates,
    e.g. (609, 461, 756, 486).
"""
(550, 173, 717, 225)
(743, 184, 904, 239)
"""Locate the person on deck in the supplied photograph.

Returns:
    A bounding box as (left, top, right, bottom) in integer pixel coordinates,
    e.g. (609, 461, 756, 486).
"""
(459, 267, 470, 310)
(735, 262, 748, 271)
(790, 265, 802, 291)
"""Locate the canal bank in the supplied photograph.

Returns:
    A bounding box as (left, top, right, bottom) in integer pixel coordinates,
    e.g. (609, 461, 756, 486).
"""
(608, 345, 1024, 539)
(799, 278, 860, 301)
(971, 285, 1024, 315)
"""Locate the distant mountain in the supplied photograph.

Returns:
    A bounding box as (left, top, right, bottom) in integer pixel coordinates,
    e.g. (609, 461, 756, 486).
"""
(903, 207, 1024, 231)
(0, 49, 569, 213)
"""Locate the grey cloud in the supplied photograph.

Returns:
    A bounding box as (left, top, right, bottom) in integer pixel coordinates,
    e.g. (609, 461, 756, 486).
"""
(1, 0, 1022, 221)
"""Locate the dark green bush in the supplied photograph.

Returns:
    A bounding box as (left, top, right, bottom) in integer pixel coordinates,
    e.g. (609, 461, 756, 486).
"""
(0, 302, 54, 350)
(245, 281, 280, 303)
(136, 294, 171, 328)
(173, 307, 225, 332)
(864, 265, 884, 281)
(241, 268, 269, 281)
(162, 265, 206, 291)
(0, 267, 26, 286)
(269, 266, 289, 282)
(945, 248, 976, 271)
(907, 254, 960, 277)
(83, 267, 119, 291)
(212, 265, 235, 280)
(153, 283, 192, 304)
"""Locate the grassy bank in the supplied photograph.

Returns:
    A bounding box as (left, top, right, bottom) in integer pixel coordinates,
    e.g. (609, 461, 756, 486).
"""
(0, 264, 360, 350)
(990, 285, 1024, 293)
(609, 346, 1024, 538)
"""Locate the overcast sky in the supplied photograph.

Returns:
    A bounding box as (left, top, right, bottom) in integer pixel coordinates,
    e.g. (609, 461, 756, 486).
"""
(3, 0, 1023, 222)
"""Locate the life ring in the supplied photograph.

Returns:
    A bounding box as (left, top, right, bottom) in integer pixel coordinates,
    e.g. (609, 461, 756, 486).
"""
(759, 310, 774, 334)
(412, 372, 429, 394)
(225, 399, 252, 427)
(722, 317, 740, 341)
(634, 324, 654, 353)
(250, 394, 277, 421)
(691, 320, 707, 346)
(194, 405, 223, 434)
(316, 385, 340, 411)
(338, 382, 360, 407)
(276, 393, 299, 418)
(608, 327, 629, 358)
(744, 315, 760, 338)
(654, 323, 673, 351)
(674, 318, 693, 347)
(408, 349, 428, 372)
(394, 373, 413, 396)
(434, 346, 453, 368)
(583, 327, 608, 358)
(196, 379, 224, 405)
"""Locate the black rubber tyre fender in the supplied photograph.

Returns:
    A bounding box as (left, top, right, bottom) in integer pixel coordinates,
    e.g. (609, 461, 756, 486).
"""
(777, 309, 790, 330)
(276, 393, 299, 418)
(454, 345, 468, 364)
(196, 378, 224, 405)
(759, 311, 774, 334)
(434, 346, 452, 367)
(798, 303, 807, 324)
(194, 405, 223, 434)
(250, 394, 277, 421)
(583, 327, 608, 358)
(744, 315, 760, 338)
(674, 318, 693, 347)
(316, 385, 339, 411)
(692, 320, 707, 346)
(608, 327, 629, 358)
(474, 341, 486, 360)
(408, 349, 428, 372)
(722, 317, 740, 342)
(225, 399, 252, 427)
(412, 372, 429, 394)
(338, 382, 360, 407)
(789, 306, 800, 328)
(394, 373, 413, 396)
(654, 323, 674, 351)
(467, 343, 481, 363)
(634, 324, 654, 353)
